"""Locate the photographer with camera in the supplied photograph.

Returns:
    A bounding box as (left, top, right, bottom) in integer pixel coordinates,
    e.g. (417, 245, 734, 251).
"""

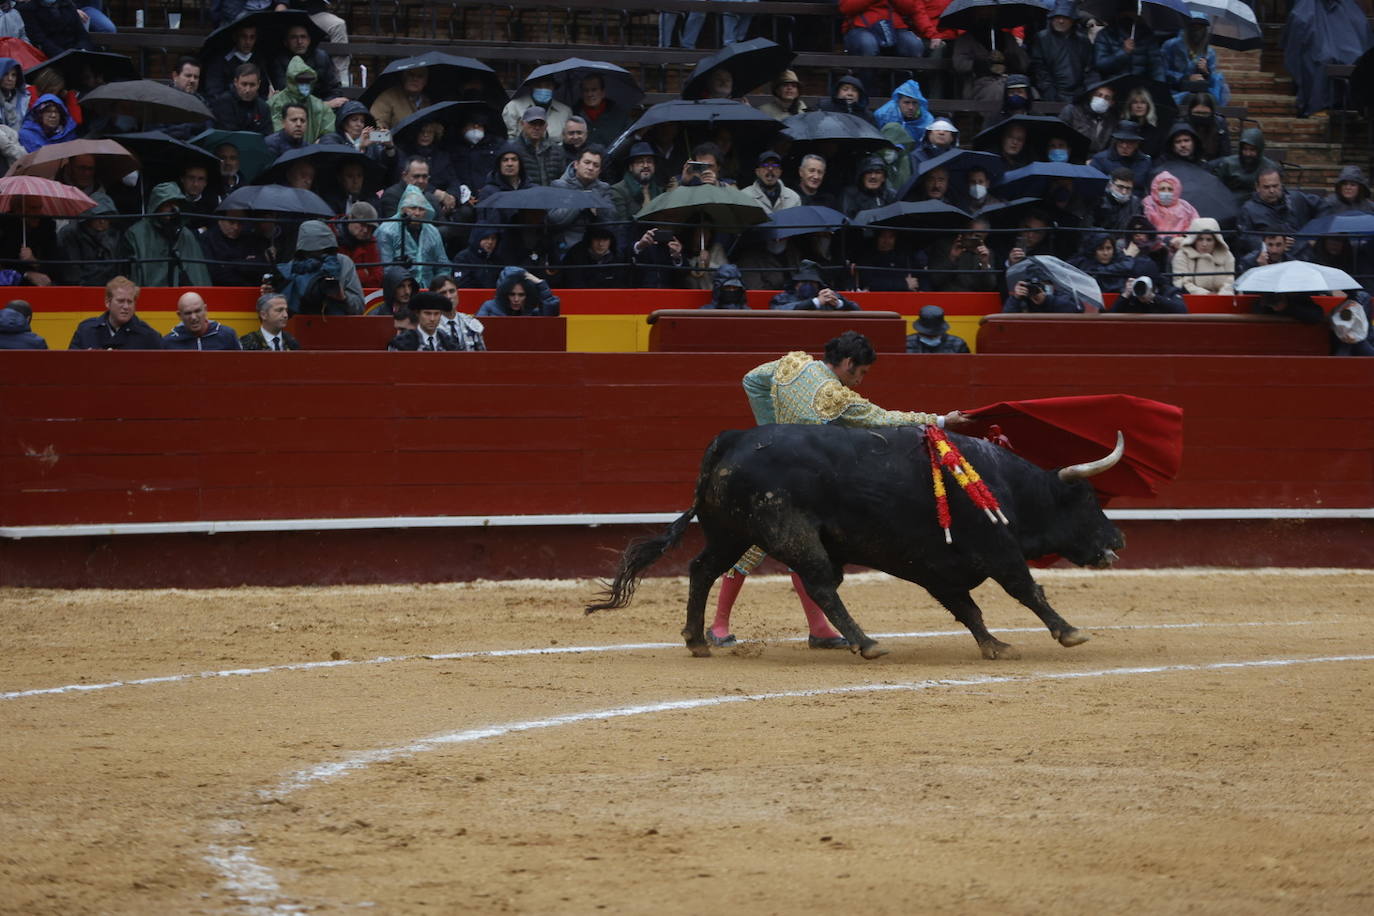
(265, 219, 365, 316)
(1109, 272, 1188, 314)
(1002, 271, 1082, 313)
(632, 227, 688, 289)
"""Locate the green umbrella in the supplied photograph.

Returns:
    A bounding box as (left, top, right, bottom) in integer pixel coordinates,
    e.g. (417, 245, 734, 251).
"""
(635, 183, 768, 233)
(191, 129, 272, 183)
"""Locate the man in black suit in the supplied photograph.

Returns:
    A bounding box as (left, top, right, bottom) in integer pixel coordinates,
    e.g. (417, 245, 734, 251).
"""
(239, 293, 301, 351)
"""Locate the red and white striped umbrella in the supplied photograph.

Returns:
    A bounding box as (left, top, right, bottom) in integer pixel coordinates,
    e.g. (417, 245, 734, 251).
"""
(0, 175, 97, 247)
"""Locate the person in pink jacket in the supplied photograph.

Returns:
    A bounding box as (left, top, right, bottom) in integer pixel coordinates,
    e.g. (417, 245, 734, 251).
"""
(1142, 170, 1200, 252)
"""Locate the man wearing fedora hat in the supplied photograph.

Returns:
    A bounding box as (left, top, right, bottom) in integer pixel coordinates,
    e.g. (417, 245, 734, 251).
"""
(906, 304, 970, 353)
(1089, 120, 1152, 194)
(769, 260, 858, 310)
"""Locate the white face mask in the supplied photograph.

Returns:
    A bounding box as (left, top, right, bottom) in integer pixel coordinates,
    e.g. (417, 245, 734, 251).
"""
(969, 183, 988, 201)
(464, 128, 484, 145)
(1110, 186, 1131, 202)
(1157, 191, 1176, 205)
(1089, 96, 1111, 115)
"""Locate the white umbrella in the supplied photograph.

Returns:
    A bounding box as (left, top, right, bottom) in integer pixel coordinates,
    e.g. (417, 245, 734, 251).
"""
(1235, 261, 1358, 294)
(1006, 255, 1104, 313)
(1185, 0, 1262, 51)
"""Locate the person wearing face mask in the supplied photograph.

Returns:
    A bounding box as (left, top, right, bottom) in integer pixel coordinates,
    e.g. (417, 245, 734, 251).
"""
(1092, 168, 1143, 232)
(1044, 137, 1074, 164)
(267, 56, 333, 144)
(1030, 1, 1092, 103)
(906, 305, 970, 353)
(961, 167, 1003, 215)
(1180, 92, 1230, 162)
(1142, 170, 1199, 251)
(699, 263, 750, 308)
(769, 260, 860, 310)
(502, 76, 571, 141)
(449, 116, 501, 196)
(1059, 82, 1118, 154)
(999, 74, 1035, 120)
(117, 183, 212, 287)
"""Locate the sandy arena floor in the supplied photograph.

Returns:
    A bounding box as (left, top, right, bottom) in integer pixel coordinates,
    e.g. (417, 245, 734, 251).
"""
(2, 569, 1373, 915)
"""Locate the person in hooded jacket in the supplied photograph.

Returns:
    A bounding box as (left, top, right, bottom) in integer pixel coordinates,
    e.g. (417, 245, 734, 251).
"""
(0, 300, 46, 349)
(840, 155, 897, 219)
(17, 92, 75, 152)
(874, 79, 934, 144)
(271, 218, 366, 314)
(1030, 1, 1093, 103)
(1319, 166, 1374, 216)
(1060, 82, 1120, 155)
(558, 224, 630, 288)
(54, 200, 121, 286)
(0, 58, 28, 131)
(268, 56, 333, 144)
(818, 75, 879, 128)
(319, 99, 394, 168)
(1163, 13, 1231, 106)
(1142, 169, 1200, 250)
(1208, 126, 1278, 204)
(265, 19, 344, 100)
(477, 265, 561, 316)
(1071, 230, 1141, 294)
(373, 264, 417, 317)
(1156, 121, 1205, 168)
(117, 183, 212, 287)
(1171, 216, 1235, 294)
(17, 0, 92, 59)
(1180, 91, 1230, 161)
(374, 185, 449, 289)
(335, 201, 382, 288)
(769, 259, 860, 310)
(699, 263, 750, 308)
(453, 224, 506, 289)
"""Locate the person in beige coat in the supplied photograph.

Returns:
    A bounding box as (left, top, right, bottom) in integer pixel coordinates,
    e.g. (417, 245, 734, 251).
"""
(1171, 217, 1235, 295)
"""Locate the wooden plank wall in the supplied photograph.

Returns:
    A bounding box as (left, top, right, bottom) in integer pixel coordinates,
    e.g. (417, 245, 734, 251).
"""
(2, 352, 1371, 533)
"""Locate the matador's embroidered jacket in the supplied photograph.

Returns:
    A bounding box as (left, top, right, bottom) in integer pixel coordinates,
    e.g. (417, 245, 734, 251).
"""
(742, 351, 942, 427)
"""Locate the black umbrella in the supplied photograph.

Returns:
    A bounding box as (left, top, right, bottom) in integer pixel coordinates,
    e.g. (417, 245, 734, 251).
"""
(516, 58, 644, 111)
(974, 115, 1092, 163)
(80, 80, 212, 127)
(938, 0, 1052, 31)
(357, 53, 507, 111)
(108, 131, 220, 188)
(1351, 47, 1374, 112)
(994, 161, 1109, 200)
(606, 99, 784, 161)
(392, 100, 505, 146)
(979, 196, 1049, 230)
(1146, 161, 1238, 228)
(680, 38, 796, 100)
(199, 9, 324, 61)
(759, 205, 850, 241)
(253, 146, 386, 188)
(1080, 0, 1190, 33)
(24, 50, 137, 89)
(899, 149, 1006, 201)
(477, 187, 614, 213)
(217, 184, 333, 217)
(781, 111, 896, 155)
(853, 200, 975, 232)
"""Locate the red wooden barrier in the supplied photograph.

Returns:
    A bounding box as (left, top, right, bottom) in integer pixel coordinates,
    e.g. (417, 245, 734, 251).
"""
(976, 313, 1332, 355)
(646, 310, 908, 352)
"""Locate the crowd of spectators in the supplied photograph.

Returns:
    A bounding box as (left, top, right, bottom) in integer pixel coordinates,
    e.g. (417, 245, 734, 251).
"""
(0, 0, 1367, 355)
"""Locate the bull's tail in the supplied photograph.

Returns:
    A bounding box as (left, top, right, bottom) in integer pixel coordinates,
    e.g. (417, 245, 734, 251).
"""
(584, 505, 697, 613)
(585, 430, 739, 614)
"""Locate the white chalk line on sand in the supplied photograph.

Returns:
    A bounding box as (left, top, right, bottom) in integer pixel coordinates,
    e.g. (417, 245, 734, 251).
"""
(208, 652, 1374, 915)
(1, 620, 1335, 702)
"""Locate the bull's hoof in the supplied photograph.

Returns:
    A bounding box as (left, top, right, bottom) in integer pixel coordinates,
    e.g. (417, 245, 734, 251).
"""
(858, 642, 889, 660)
(685, 640, 712, 658)
(1056, 628, 1090, 648)
(979, 639, 1021, 660)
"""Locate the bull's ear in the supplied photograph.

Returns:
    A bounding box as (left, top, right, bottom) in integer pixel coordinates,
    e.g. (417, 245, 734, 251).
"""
(1058, 432, 1125, 482)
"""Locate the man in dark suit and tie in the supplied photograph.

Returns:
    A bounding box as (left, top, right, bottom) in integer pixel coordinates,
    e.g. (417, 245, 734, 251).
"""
(239, 293, 301, 351)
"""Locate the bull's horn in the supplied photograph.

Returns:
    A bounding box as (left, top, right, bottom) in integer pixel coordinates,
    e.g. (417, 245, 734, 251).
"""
(1058, 432, 1125, 482)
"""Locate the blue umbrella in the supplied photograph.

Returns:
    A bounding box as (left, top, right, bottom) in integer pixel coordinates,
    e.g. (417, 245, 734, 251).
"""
(216, 184, 333, 217)
(994, 162, 1109, 200)
(760, 206, 850, 241)
(1297, 211, 1374, 238)
(899, 149, 1006, 201)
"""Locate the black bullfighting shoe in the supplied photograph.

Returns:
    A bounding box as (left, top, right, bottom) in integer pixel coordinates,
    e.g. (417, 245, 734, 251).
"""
(808, 635, 850, 649)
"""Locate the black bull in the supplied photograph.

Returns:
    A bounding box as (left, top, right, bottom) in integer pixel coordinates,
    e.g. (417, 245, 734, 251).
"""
(588, 424, 1127, 660)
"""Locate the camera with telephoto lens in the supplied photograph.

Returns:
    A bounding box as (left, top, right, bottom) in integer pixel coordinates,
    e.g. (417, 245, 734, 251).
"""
(1132, 275, 1153, 298)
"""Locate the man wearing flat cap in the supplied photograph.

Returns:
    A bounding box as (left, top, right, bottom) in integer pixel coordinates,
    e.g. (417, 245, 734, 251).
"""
(515, 106, 567, 186)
